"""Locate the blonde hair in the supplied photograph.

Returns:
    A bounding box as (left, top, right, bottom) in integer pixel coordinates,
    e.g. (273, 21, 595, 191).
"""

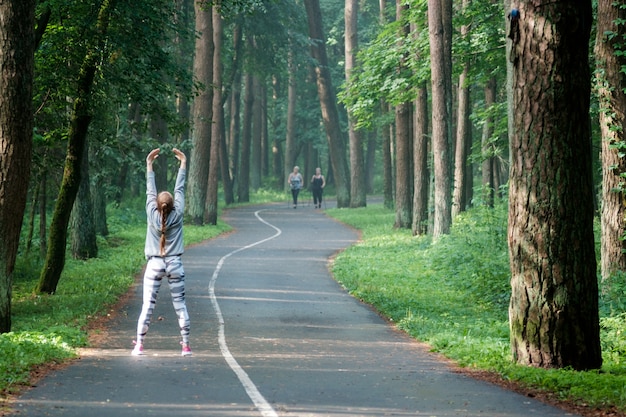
(156, 191, 174, 256)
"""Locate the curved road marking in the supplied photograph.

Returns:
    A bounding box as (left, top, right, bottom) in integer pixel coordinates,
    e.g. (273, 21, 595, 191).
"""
(208, 209, 281, 417)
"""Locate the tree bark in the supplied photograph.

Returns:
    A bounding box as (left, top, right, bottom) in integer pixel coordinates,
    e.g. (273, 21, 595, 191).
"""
(251, 75, 262, 190)
(70, 138, 98, 260)
(452, 0, 471, 218)
(187, 1, 213, 225)
(428, 0, 451, 238)
(0, 0, 35, 331)
(596, 0, 626, 281)
(284, 47, 297, 192)
(304, 0, 351, 207)
(508, 0, 601, 370)
(206, 4, 222, 225)
(237, 71, 253, 203)
(37, 0, 117, 294)
(481, 77, 496, 207)
(413, 84, 429, 235)
(346, 0, 366, 208)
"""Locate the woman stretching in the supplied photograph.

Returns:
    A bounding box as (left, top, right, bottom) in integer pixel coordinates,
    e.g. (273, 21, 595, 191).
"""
(132, 148, 192, 357)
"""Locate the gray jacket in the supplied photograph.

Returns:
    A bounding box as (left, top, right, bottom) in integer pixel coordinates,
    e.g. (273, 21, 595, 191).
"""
(144, 169, 186, 258)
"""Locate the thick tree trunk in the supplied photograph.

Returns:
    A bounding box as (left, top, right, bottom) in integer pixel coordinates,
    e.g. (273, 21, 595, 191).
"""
(596, 0, 626, 281)
(413, 84, 429, 235)
(508, 0, 601, 370)
(304, 0, 351, 207)
(70, 138, 98, 260)
(346, 0, 366, 208)
(0, 0, 35, 331)
(37, 0, 117, 294)
(428, 0, 451, 238)
(187, 2, 213, 224)
(206, 5, 222, 225)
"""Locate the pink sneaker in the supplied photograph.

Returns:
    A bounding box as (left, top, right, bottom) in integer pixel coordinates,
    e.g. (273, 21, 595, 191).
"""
(131, 341, 144, 356)
(181, 343, 192, 357)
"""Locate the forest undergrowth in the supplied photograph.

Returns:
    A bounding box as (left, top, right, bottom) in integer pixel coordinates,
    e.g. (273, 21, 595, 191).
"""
(327, 202, 626, 417)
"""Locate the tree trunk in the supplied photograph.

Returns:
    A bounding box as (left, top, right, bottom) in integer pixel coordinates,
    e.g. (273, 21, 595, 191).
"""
(70, 138, 98, 260)
(237, 71, 253, 203)
(481, 77, 496, 207)
(428, 0, 451, 238)
(187, 1, 213, 225)
(304, 0, 351, 207)
(508, 0, 601, 370)
(596, 0, 626, 281)
(393, 1, 412, 228)
(0, 0, 35, 331)
(413, 84, 429, 235)
(346, 0, 366, 208)
(452, 0, 471, 218)
(37, 0, 117, 294)
(251, 75, 262, 190)
(382, 103, 394, 209)
(284, 47, 297, 192)
(365, 132, 376, 194)
(228, 24, 243, 188)
(206, 4, 222, 225)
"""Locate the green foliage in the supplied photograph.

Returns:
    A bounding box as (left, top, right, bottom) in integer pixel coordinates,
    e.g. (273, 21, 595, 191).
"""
(328, 203, 626, 413)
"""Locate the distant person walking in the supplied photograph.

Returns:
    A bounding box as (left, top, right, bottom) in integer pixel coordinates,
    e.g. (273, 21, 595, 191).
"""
(133, 148, 192, 357)
(311, 167, 326, 209)
(288, 166, 303, 208)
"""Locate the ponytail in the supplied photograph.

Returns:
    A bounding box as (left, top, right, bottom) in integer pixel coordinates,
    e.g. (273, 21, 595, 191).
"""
(156, 192, 174, 256)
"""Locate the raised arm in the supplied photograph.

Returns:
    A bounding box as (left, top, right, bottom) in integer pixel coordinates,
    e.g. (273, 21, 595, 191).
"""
(173, 148, 187, 170)
(146, 148, 160, 173)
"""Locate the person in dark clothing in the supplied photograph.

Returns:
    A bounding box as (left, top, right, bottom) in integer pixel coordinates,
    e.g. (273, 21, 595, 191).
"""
(310, 167, 326, 209)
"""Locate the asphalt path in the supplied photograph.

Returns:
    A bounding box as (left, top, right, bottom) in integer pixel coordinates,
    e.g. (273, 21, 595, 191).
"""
(11, 202, 580, 417)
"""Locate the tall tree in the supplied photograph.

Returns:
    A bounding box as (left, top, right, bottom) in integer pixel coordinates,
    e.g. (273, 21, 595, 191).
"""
(0, 0, 35, 331)
(481, 77, 496, 207)
(412, 83, 429, 235)
(508, 1, 601, 369)
(304, 0, 351, 207)
(70, 138, 98, 260)
(452, 0, 471, 218)
(596, 0, 626, 281)
(284, 46, 297, 192)
(187, 0, 213, 225)
(37, 0, 118, 294)
(394, 2, 412, 229)
(206, 4, 223, 225)
(346, 0, 366, 208)
(237, 71, 253, 203)
(428, 0, 451, 238)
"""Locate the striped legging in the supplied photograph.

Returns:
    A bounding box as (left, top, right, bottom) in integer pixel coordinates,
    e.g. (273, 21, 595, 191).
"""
(135, 256, 190, 345)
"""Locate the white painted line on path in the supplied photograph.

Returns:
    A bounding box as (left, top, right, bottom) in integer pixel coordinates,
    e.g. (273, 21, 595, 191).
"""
(208, 209, 281, 417)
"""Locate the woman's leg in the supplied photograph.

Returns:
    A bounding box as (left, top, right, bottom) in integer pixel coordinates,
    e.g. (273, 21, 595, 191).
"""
(135, 257, 165, 347)
(166, 256, 190, 346)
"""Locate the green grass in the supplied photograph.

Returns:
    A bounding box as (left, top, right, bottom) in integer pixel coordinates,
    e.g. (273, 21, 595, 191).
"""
(327, 203, 626, 413)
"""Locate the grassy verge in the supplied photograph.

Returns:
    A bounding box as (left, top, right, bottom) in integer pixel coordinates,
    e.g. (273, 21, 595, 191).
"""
(326, 203, 626, 415)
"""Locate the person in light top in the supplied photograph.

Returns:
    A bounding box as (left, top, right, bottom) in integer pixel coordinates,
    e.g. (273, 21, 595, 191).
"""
(132, 148, 192, 357)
